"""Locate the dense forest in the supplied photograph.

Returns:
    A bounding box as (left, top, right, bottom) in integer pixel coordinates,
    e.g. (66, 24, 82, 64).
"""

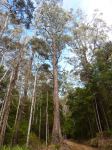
(0, 0, 112, 150)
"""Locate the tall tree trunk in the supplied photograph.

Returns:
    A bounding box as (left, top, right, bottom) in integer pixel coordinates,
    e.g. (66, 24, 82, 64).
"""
(0, 69, 9, 84)
(0, 68, 18, 145)
(94, 98, 102, 133)
(24, 52, 34, 99)
(0, 48, 22, 146)
(52, 38, 62, 144)
(12, 52, 34, 145)
(32, 92, 37, 124)
(35, 103, 39, 125)
(39, 95, 42, 140)
(94, 104, 100, 133)
(0, 71, 13, 145)
(100, 101, 110, 130)
(12, 95, 23, 145)
(46, 91, 49, 146)
(26, 72, 37, 147)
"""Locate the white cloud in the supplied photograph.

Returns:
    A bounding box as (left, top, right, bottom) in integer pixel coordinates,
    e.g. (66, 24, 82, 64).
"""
(63, 0, 112, 25)
(80, 0, 112, 25)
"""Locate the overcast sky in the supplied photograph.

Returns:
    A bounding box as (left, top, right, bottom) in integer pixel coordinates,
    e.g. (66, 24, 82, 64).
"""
(63, 0, 112, 25)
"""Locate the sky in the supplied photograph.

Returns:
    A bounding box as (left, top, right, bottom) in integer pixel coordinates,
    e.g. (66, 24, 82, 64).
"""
(63, 0, 112, 25)
(61, 0, 112, 86)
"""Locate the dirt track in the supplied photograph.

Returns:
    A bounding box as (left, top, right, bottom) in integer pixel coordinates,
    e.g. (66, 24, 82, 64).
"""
(64, 140, 97, 150)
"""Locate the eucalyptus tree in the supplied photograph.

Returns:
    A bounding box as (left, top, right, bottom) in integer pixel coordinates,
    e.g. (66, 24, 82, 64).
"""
(0, 37, 28, 146)
(70, 10, 111, 134)
(71, 9, 109, 82)
(35, 0, 71, 143)
(32, 68, 54, 143)
(25, 36, 52, 146)
(0, 1, 31, 145)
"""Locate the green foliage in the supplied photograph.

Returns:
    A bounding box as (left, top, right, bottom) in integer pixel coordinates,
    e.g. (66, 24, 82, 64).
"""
(32, 83, 54, 140)
(64, 87, 96, 139)
(4, 95, 30, 145)
(0, 146, 29, 150)
(8, 0, 35, 28)
(28, 133, 41, 150)
(63, 41, 112, 140)
(62, 116, 75, 138)
(0, 66, 9, 100)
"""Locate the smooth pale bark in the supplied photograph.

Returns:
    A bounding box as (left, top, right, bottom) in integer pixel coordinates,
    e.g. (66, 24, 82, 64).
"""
(24, 52, 34, 98)
(26, 72, 37, 147)
(94, 104, 100, 133)
(94, 98, 102, 133)
(52, 38, 62, 144)
(0, 69, 9, 84)
(12, 52, 35, 145)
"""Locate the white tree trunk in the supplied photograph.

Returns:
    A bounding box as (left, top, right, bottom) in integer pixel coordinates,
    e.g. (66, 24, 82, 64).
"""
(95, 98, 102, 132)
(26, 72, 37, 147)
(0, 69, 9, 84)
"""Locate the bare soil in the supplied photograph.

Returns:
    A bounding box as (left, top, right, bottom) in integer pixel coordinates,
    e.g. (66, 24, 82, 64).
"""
(63, 140, 98, 150)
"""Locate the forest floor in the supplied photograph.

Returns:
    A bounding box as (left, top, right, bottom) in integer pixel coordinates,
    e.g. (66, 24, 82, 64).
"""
(63, 140, 97, 150)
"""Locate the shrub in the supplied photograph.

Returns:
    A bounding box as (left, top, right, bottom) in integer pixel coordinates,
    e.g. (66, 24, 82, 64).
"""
(0, 146, 29, 150)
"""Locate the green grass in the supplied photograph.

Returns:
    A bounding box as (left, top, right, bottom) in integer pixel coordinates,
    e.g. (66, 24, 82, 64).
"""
(0, 146, 29, 150)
